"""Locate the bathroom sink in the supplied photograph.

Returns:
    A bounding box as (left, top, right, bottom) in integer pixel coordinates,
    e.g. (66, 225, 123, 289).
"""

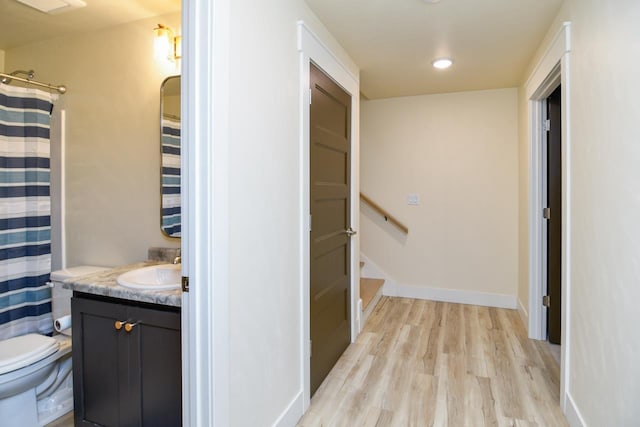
(117, 264, 181, 291)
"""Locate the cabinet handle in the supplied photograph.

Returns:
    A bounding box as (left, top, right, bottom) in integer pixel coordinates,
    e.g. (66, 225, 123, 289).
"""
(124, 322, 139, 333)
(114, 320, 126, 330)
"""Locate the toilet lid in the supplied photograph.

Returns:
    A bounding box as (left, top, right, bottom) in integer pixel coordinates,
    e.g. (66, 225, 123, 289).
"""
(0, 334, 58, 375)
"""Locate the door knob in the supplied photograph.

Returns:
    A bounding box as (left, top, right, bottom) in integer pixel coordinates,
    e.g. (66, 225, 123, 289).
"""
(124, 322, 139, 333)
(344, 227, 357, 237)
(114, 320, 126, 331)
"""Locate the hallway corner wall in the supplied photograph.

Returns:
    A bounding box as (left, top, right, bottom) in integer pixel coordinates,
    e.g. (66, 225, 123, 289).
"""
(360, 88, 519, 308)
(221, 1, 358, 425)
(561, 0, 640, 425)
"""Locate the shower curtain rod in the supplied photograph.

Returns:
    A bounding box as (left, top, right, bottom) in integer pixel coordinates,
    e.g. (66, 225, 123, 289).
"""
(0, 72, 67, 94)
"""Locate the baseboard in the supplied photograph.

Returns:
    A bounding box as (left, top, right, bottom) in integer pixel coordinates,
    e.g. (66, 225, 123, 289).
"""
(517, 298, 529, 328)
(384, 283, 517, 309)
(564, 392, 587, 427)
(272, 390, 304, 427)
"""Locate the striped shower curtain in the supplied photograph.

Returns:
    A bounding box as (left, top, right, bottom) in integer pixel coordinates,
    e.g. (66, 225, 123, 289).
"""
(0, 85, 53, 341)
(161, 116, 181, 237)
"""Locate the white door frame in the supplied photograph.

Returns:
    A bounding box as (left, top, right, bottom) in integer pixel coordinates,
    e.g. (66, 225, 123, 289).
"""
(182, 0, 231, 425)
(297, 21, 360, 411)
(525, 22, 571, 410)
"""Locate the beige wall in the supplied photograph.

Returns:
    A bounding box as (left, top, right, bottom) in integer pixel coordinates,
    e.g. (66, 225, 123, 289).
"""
(519, 1, 640, 424)
(223, 1, 357, 425)
(5, 13, 181, 267)
(0, 49, 4, 71)
(564, 0, 640, 424)
(360, 89, 519, 301)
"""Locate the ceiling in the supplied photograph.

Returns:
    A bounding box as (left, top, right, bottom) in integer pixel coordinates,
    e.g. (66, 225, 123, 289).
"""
(306, 0, 564, 99)
(0, 0, 563, 99)
(0, 0, 180, 50)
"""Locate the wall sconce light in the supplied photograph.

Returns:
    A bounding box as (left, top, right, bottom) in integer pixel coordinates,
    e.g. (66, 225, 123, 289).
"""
(154, 24, 182, 62)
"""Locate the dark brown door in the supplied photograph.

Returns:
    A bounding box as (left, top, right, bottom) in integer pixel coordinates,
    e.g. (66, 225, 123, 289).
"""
(547, 85, 562, 344)
(310, 63, 351, 395)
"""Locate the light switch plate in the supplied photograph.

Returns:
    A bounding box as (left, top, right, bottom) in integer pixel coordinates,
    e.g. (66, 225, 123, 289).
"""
(407, 193, 419, 206)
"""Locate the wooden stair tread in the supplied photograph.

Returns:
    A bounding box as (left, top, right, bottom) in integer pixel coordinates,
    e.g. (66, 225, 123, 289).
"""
(360, 278, 384, 310)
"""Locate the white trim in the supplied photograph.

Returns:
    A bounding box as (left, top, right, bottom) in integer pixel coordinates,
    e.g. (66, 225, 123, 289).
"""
(271, 391, 304, 427)
(528, 88, 552, 341)
(525, 24, 569, 98)
(524, 21, 572, 413)
(182, 0, 230, 425)
(565, 393, 587, 427)
(297, 20, 360, 413)
(361, 253, 515, 310)
(49, 107, 66, 271)
(59, 109, 66, 269)
(559, 49, 572, 414)
(386, 283, 517, 309)
(526, 23, 569, 337)
(517, 298, 529, 329)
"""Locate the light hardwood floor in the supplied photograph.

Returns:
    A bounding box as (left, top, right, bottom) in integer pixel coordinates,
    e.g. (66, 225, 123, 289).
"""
(298, 297, 567, 427)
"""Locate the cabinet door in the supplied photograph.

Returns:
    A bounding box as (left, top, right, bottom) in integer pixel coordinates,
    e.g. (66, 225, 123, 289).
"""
(72, 297, 129, 427)
(127, 305, 182, 427)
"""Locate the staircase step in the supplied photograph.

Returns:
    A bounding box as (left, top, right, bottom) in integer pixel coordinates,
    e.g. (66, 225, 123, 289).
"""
(360, 278, 384, 310)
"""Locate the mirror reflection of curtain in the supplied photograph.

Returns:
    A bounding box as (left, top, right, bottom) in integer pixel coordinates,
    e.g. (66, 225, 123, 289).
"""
(161, 116, 181, 237)
(0, 85, 54, 340)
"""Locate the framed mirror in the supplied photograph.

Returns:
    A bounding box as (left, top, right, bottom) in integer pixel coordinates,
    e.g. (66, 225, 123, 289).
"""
(160, 75, 181, 238)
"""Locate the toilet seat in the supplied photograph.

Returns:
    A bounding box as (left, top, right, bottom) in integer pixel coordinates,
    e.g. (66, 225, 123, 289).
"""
(0, 335, 58, 375)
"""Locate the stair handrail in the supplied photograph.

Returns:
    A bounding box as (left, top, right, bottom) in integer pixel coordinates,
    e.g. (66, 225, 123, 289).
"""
(359, 193, 409, 234)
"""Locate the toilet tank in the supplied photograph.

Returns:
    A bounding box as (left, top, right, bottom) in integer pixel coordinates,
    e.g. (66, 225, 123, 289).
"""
(49, 266, 110, 334)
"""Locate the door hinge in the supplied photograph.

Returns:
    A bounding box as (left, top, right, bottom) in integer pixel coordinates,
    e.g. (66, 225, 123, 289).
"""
(543, 295, 550, 307)
(309, 340, 312, 358)
(543, 207, 551, 220)
(309, 214, 312, 232)
(181, 276, 189, 292)
(544, 119, 551, 132)
(309, 87, 312, 105)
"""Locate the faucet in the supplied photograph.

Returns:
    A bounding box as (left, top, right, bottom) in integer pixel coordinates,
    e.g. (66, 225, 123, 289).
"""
(173, 256, 181, 264)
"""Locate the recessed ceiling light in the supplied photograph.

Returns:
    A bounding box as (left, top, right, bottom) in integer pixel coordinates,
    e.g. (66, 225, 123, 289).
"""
(432, 58, 453, 69)
(423, 0, 442, 3)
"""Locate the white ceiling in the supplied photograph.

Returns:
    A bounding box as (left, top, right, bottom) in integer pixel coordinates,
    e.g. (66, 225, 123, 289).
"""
(0, 0, 180, 51)
(306, 0, 564, 99)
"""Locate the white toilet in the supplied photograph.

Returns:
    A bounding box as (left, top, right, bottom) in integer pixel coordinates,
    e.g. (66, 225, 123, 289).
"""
(0, 266, 108, 427)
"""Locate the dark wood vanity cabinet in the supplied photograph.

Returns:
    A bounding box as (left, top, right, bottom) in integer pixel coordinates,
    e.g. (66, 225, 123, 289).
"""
(71, 293, 181, 426)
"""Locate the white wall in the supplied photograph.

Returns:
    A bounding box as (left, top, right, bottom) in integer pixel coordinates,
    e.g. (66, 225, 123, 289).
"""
(518, 1, 640, 425)
(360, 89, 519, 306)
(5, 13, 181, 268)
(564, 1, 640, 425)
(221, 1, 357, 425)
